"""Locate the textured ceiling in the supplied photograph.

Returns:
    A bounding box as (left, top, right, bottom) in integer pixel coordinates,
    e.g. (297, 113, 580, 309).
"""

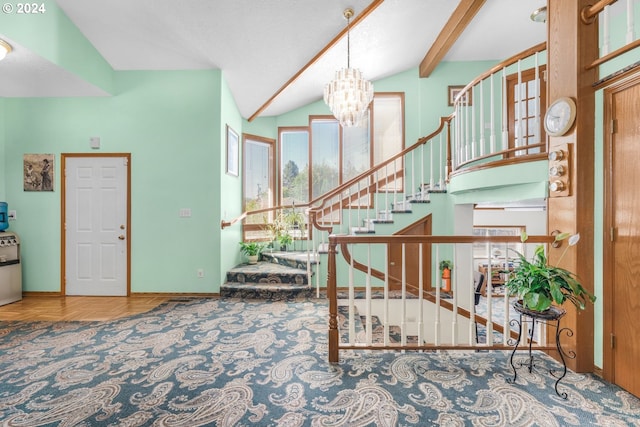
(0, 0, 548, 119)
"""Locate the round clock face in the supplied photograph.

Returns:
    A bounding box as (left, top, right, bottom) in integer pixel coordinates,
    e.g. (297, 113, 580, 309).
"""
(544, 97, 576, 137)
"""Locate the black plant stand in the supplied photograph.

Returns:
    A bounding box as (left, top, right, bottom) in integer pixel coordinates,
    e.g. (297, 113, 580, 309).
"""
(507, 302, 575, 399)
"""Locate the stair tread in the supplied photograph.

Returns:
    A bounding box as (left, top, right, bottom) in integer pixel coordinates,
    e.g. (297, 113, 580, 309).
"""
(261, 251, 319, 265)
(223, 281, 311, 289)
(228, 261, 308, 275)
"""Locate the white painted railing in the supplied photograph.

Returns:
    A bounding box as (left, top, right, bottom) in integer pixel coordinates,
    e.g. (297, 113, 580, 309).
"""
(326, 234, 556, 362)
(449, 43, 547, 171)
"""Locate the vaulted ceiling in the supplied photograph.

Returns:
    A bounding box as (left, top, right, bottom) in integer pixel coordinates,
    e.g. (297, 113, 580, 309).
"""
(0, 0, 547, 119)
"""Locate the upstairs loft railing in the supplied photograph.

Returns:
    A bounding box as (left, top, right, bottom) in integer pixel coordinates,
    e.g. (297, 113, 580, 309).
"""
(449, 42, 548, 174)
(451, 0, 640, 171)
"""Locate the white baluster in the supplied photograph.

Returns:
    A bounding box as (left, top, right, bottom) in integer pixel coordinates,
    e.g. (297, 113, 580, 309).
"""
(479, 80, 485, 157)
(602, 5, 610, 56)
(490, 73, 496, 153)
(501, 67, 508, 151)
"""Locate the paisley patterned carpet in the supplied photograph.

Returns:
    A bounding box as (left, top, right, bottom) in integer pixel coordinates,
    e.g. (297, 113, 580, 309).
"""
(0, 297, 639, 426)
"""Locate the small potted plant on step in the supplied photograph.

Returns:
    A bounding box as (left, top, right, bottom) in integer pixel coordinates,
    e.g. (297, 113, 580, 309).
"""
(239, 241, 265, 265)
(505, 232, 596, 314)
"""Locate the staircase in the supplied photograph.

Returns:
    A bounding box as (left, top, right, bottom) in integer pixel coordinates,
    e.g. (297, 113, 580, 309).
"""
(221, 251, 318, 299)
(222, 185, 448, 300)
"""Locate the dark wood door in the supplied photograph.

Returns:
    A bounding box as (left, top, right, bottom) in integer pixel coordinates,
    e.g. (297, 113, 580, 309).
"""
(605, 75, 640, 397)
(388, 215, 432, 294)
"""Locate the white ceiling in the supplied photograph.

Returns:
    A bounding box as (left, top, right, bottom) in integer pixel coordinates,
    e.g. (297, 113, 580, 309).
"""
(0, 0, 547, 119)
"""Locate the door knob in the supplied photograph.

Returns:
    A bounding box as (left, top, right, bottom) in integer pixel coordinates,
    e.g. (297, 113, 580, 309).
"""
(118, 235, 125, 240)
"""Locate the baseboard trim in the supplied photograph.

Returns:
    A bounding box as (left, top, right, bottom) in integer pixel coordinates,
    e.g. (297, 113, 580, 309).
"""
(22, 292, 221, 298)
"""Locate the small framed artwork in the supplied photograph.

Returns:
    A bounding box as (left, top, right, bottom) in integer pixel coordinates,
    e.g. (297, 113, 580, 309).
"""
(226, 125, 239, 177)
(448, 85, 472, 106)
(24, 153, 54, 191)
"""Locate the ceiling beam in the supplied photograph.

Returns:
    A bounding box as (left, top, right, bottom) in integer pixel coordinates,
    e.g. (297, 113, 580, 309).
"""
(419, 0, 486, 78)
(248, 0, 385, 122)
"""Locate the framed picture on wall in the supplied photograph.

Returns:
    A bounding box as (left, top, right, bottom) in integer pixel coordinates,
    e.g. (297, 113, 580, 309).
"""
(226, 125, 239, 177)
(24, 153, 54, 191)
(448, 85, 472, 106)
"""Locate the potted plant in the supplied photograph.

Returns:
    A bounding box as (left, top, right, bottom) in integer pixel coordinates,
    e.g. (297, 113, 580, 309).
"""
(239, 241, 265, 264)
(285, 210, 306, 250)
(439, 260, 453, 293)
(277, 232, 293, 252)
(505, 232, 596, 313)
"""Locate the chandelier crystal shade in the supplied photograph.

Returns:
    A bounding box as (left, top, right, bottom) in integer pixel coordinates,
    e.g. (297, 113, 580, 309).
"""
(323, 8, 373, 127)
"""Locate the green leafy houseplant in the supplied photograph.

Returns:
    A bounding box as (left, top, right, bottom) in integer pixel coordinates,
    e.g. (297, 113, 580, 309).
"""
(505, 232, 596, 312)
(439, 260, 453, 272)
(239, 241, 265, 264)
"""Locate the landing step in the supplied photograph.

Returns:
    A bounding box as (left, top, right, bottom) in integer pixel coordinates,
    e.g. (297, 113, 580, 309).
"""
(226, 261, 310, 285)
(261, 251, 319, 269)
(221, 281, 314, 299)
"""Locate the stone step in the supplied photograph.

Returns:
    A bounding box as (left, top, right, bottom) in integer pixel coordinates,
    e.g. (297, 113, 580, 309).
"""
(226, 261, 310, 285)
(221, 281, 314, 299)
(261, 251, 318, 270)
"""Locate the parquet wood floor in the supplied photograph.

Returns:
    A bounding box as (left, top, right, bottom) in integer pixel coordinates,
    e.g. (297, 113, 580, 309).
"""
(0, 296, 174, 321)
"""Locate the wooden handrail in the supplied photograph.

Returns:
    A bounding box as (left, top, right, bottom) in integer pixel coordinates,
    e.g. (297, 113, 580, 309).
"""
(581, 0, 618, 24)
(309, 115, 453, 214)
(330, 234, 554, 245)
(221, 203, 310, 229)
(454, 143, 546, 171)
(452, 42, 547, 106)
(586, 39, 640, 70)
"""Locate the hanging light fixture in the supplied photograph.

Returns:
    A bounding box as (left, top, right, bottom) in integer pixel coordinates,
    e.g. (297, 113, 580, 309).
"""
(324, 8, 374, 127)
(0, 39, 12, 61)
(530, 6, 547, 23)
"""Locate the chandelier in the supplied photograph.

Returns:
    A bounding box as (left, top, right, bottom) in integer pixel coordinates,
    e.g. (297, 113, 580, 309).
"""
(323, 8, 374, 127)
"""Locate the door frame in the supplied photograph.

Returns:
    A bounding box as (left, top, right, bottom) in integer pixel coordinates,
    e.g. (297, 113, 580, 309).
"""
(602, 72, 640, 382)
(60, 153, 132, 296)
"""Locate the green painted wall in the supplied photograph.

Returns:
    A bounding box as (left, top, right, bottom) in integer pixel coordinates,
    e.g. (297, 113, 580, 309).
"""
(4, 70, 223, 293)
(0, 99, 5, 199)
(219, 73, 244, 284)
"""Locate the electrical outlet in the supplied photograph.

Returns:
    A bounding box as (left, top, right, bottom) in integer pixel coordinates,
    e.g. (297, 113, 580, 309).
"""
(197, 269, 204, 278)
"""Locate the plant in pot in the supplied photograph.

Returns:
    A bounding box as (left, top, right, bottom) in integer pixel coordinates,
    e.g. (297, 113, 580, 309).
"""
(505, 232, 596, 313)
(284, 210, 306, 250)
(439, 260, 453, 293)
(239, 241, 265, 265)
(278, 232, 293, 252)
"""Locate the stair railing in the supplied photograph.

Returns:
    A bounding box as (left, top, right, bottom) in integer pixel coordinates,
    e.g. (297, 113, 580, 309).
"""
(326, 233, 555, 363)
(222, 115, 453, 294)
(449, 42, 548, 173)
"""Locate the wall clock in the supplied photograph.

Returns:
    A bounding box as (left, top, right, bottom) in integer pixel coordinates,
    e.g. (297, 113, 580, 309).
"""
(544, 97, 577, 137)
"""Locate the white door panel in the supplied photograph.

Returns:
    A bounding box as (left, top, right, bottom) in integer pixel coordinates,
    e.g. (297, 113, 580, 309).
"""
(65, 156, 128, 296)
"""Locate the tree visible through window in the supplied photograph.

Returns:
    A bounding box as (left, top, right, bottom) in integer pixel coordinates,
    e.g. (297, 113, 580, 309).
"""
(275, 93, 404, 222)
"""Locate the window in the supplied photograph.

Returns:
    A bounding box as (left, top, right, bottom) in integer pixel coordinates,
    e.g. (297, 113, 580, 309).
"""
(473, 226, 524, 263)
(243, 134, 275, 239)
(372, 93, 404, 191)
(310, 117, 341, 200)
(506, 66, 546, 155)
(278, 93, 404, 205)
(279, 128, 309, 206)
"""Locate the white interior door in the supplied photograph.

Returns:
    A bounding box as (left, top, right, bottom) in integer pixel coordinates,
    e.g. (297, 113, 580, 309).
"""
(64, 156, 129, 296)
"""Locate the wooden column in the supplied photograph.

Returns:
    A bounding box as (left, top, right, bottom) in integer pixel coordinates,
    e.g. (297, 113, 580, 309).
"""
(546, 0, 599, 372)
